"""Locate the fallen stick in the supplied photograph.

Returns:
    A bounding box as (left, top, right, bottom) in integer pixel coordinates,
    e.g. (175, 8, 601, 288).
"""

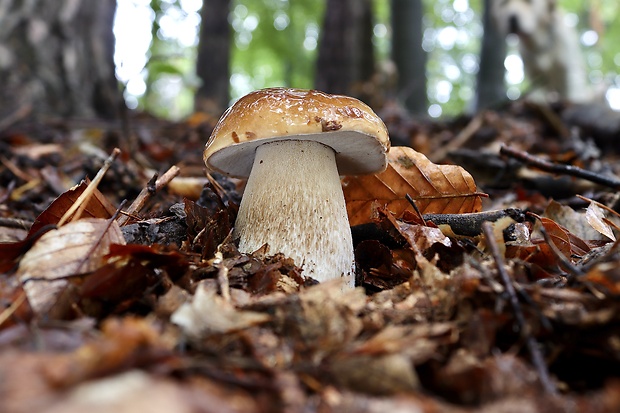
(500, 144, 620, 190)
(117, 165, 180, 226)
(482, 221, 557, 395)
(58, 148, 121, 226)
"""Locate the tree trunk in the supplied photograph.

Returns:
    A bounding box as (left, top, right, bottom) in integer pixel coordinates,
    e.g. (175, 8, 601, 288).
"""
(315, 0, 374, 99)
(195, 0, 231, 115)
(0, 0, 120, 119)
(391, 0, 427, 115)
(475, 0, 506, 111)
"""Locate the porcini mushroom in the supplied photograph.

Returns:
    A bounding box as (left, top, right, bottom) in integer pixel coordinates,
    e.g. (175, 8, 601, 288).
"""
(204, 88, 390, 288)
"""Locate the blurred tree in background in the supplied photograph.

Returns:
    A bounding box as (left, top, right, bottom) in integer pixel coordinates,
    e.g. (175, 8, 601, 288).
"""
(2, 0, 617, 121)
(474, 0, 505, 111)
(391, 0, 427, 115)
(314, 0, 375, 98)
(0, 0, 120, 119)
(128, 0, 619, 119)
(195, 0, 231, 115)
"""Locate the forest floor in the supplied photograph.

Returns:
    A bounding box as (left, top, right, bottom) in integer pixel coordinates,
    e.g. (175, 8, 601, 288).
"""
(1, 99, 619, 412)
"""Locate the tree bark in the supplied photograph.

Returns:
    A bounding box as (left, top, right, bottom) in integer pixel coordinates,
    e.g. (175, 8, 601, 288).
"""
(475, 0, 506, 111)
(391, 0, 427, 115)
(0, 0, 120, 119)
(195, 0, 231, 115)
(315, 0, 374, 99)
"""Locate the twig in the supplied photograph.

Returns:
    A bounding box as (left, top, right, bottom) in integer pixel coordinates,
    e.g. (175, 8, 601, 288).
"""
(205, 172, 229, 204)
(117, 165, 181, 226)
(405, 194, 426, 224)
(0, 292, 26, 328)
(482, 221, 557, 394)
(0, 217, 33, 230)
(525, 101, 569, 138)
(213, 246, 230, 302)
(0, 104, 32, 131)
(500, 144, 620, 190)
(536, 221, 584, 284)
(429, 112, 484, 162)
(72, 200, 128, 277)
(57, 148, 121, 226)
(0, 155, 36, 182)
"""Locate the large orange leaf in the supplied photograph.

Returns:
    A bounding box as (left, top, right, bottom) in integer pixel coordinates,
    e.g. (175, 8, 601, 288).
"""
(342, 146, 485, 226)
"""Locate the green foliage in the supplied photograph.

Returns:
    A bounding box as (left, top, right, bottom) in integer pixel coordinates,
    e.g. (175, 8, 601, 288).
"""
(122, 0, 620, 120)
(140, 0, 198, 119)
(422, 0, 483, 116)
(229, 0, 324, 100)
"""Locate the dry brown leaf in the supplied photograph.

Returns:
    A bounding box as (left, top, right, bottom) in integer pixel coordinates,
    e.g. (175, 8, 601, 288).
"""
(17, 218, 125, 315)
(585, 203, 616, 241)
(342, 146, 484, 226)
(329, 353, 419, 395)
(171, 281, 271, 338)
(380, 205, 452, 252)
(544, 200, 605, 241)
(29, 181, 118, 236)
(538, 217, 591, 260)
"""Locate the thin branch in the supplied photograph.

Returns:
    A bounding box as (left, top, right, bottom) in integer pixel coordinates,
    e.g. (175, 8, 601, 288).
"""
(72, 199, 128, 278)
(0, 292, 26, 328)
(58, 148, 121, 226)
(429, 112, 484, 162)
(500, 144, 620, 190)
(117, 165, 180, 226)
(0, 104, 32, 131)
(0, 217, 33, 230)
(405, 194, 426, 224)
(537, 223, 584, 284)
(482, 221, 557, 395)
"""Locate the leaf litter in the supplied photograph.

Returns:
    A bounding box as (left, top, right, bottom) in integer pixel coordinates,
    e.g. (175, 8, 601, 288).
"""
(1, 101, 620, 412)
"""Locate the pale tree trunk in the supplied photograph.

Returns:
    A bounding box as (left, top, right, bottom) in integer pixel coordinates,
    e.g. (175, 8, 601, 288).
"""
(391, 0, 427, 115)
(315, 0, 374, 99)
(475, 0, 506, 111)
(195, 0, 231, 115)
(0, 0, 120, 119)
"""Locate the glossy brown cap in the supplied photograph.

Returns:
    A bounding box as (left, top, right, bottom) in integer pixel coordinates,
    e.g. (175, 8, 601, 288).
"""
(203, 88, 390, 177)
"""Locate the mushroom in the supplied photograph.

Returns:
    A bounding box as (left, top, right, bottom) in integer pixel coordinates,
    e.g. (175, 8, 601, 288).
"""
(204, 88, 390, 288)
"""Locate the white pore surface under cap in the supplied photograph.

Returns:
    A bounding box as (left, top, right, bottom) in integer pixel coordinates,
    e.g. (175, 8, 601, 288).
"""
(233, 140, 355, 288)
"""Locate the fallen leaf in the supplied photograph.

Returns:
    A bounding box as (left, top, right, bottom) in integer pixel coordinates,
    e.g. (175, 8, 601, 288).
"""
(545, 200, 606, 241)
(171, 281, 270, 338)
(390, 215, 452, 252)
(585, 203, 616, 241)
(0, 224, 56, 273)
(537, 217, 591, 260)
(29, 181, 118, 236)
(343, 146, 485, 226)
(17, 218, 125, 316)
(329, 353, 419, 395)
(431, 349, 539, 405)
(44, 317, 172, 387)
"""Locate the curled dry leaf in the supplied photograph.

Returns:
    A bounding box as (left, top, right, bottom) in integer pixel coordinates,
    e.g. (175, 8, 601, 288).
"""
(342, 146, 485, 226)
(380, 206, 452, 252)
(537, 217, 591, 260)
(544, 200, 605, 241)
(585, 202, 616, 241)
(171, 281, 270, 338)
(17, 218, 125, 316)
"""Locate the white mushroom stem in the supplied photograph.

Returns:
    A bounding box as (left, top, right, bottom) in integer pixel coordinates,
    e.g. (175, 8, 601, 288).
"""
(234, 139, 355, 288)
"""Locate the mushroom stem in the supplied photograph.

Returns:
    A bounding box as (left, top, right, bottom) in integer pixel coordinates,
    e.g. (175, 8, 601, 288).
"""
(234, 139, 355, 288)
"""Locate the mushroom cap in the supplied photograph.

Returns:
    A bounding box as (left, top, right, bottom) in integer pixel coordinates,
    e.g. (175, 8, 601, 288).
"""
(203, 87, 390, 177)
